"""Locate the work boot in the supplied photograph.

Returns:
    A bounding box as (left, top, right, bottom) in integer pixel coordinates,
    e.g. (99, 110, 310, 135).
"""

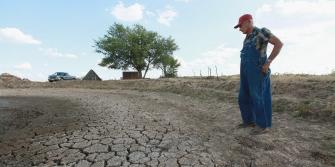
(236, 122, 256, 129)
(250, 126, 270, 135)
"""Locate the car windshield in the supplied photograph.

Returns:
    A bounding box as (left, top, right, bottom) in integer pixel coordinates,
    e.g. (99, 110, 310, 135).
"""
(54, 72, 65, 76)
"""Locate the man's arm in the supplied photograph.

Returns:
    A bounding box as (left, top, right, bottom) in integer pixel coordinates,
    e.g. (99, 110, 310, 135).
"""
(267, 35, 283, 63)
(262, 35, 283, 73)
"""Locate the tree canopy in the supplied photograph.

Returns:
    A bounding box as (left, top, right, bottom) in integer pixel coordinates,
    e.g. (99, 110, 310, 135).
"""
(94, 23, 180, 78)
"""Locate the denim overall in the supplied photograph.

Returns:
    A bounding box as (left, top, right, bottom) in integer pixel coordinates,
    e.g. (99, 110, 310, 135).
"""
(238, 34, 272, 128)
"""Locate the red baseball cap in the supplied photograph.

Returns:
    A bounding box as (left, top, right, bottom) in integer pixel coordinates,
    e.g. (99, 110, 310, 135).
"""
(234, 14, 253, 29)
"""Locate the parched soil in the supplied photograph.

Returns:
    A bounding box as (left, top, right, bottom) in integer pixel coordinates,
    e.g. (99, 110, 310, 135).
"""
(0, 76, 334, 167)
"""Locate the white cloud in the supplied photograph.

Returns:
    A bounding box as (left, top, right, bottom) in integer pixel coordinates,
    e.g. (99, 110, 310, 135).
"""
(255, 0, 335, 74)
(256, 4, 272, 14)
(14, 62, 32, 70)
(256, 0, 335, 23)
(39, 47, 78, 59)
(269, 0, 335, 16)
(177, 44, 240, 76)
(111, 2, 145, 22)
(145, 11, 156, 17)
(35, 72, 47, 81)
(0, 27, 41, 45)
(157, 7, 178, 26)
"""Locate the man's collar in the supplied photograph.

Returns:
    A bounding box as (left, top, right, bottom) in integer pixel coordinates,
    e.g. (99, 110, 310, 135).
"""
(246, 27, 258, 38)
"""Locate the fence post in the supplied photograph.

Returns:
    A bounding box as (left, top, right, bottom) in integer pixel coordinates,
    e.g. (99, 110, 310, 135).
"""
(210, 68, 212, 77)
(215, 66, 218, 80)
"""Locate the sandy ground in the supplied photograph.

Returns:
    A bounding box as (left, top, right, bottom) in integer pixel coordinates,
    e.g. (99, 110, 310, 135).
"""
(0, 76, 334, 167)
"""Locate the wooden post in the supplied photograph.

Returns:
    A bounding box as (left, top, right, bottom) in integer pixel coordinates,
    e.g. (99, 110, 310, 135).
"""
(210, 68, 212, 77)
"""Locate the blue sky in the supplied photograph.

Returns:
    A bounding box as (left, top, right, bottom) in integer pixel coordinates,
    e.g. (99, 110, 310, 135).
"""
(1, 0, 334, 81)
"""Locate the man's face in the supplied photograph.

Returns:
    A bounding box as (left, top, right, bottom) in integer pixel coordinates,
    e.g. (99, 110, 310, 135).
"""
(239, 20, 251, 34)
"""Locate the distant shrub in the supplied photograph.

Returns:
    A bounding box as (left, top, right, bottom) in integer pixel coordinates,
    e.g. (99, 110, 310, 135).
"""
(331, 69, 335, 76)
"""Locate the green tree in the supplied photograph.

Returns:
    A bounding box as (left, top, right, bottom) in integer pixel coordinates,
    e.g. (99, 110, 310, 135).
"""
(155, 55, 181, 78)
(94, 23, 178, 78)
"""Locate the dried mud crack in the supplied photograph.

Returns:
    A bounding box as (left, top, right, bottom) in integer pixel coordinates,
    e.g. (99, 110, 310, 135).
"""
(0, 88, 334, 167)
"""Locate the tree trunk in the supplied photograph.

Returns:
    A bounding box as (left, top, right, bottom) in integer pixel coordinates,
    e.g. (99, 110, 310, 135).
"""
(138, 70, 142, 79)
(143, 58, 153, 79)
(163, 66, 167, 77)
(143, 65, 150, 79)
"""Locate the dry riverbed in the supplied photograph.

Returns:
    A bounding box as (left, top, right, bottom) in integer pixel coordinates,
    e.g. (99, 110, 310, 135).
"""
(0, 76, 334, 167)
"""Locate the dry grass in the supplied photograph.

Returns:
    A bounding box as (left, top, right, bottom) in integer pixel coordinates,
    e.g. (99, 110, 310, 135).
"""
(270, 74, 335, 121)
(1, 74, 334, 122)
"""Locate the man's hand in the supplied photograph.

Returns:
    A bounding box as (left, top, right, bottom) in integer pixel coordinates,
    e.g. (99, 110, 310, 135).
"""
(262, 62, 270, 74)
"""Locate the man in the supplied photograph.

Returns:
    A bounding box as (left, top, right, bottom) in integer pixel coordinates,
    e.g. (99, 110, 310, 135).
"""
(234, 14, 283, 135)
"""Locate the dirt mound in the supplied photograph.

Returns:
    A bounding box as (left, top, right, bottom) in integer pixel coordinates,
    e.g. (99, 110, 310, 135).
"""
(0, 73, 30, 88)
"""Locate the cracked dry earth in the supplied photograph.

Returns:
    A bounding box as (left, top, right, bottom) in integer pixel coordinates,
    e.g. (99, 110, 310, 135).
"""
(0, 88, 334, 167)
